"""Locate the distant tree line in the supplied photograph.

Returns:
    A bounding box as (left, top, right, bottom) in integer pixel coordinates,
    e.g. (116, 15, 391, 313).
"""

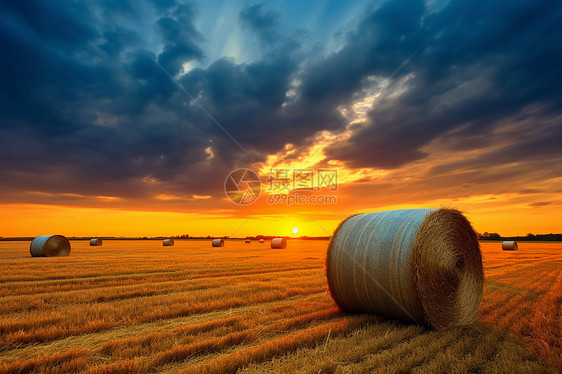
(2, 233, 559, 241)
(478, 232, 562, 241)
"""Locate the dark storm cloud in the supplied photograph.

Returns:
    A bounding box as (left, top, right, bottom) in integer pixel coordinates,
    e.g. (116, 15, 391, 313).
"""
(424, 112, 562, 177)
(178, 47, 344, 153)
(239, 3, 280, 44)
(0, 0, 348, 205)
(175, 2, 347, 155)
(156, 3, 204, 75)
(299, 0, 424, 107)
(0, 0, 217, 202)
(324, 0, 562, 169)
(0, 0, 561, 207)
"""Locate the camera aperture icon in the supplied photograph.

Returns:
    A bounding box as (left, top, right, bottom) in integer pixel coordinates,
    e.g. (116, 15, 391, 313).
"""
(224, 168, 261, 205)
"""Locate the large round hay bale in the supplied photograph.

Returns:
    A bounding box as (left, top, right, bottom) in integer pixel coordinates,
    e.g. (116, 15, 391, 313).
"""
(502, 241, 518, 250)
(245, 239, 251, 244)
(90, 238, 103, 246)
(326, 208, 483, 329)
(30, 235, 71, 257)
(212, 239, 225, 247)
(271, 238, 287, 249)
(259, 239, 265, 243)
(163, 239, 175, 246)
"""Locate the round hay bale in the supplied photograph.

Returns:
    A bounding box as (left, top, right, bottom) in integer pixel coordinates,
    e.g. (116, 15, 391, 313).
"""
(212, 239, 225, 247)
(271, 238, 287, 249)
(163, 239, 175, 246)
(30, 235, 71, 257)
(90, 238, 103, 246)
(259, 239, 265, 243)
(245, 239, 251, 244)
(326, 208, 483, 329)
(502, 241, 518, 250)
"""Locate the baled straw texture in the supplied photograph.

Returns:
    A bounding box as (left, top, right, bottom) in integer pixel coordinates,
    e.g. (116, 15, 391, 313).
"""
(212, 239, 225, 247)
(326, 208, 483, 329)
(163, 239, 175, 246)
(502, 241, 518, 250)
(271, 238, 287, 249)
(90, 238, 103, 246)
(30, 235, 71, 257)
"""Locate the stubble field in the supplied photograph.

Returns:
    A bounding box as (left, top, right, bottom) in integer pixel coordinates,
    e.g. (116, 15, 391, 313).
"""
(0, 239, 560, 373)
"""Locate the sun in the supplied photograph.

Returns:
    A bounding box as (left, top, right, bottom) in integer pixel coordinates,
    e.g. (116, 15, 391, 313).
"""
(292, 227, 299, 235)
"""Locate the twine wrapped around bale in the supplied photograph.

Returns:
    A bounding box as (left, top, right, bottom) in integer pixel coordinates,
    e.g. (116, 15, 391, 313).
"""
(90, 238, 103, 246)
(30, 235, 71, 257)
(163, 239, 175, 246)
(271, 238, 287, 249)
(259, 239, 265, 243)
(212, 239, 225, 247)
(326, 208, 483, 329)
(502, 241, 518, 250)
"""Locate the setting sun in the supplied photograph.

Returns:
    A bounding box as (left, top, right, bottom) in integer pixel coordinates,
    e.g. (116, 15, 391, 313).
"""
(292, 227, 299, 235)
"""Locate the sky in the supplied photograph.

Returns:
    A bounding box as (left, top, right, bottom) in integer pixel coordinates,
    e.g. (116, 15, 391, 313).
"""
(1, 0, 561, 238)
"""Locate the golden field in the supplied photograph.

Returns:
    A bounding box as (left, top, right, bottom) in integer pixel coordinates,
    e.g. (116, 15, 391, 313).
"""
(0, 239, 560, 373)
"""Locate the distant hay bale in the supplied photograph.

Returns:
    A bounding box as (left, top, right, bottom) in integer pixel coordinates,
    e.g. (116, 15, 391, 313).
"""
(30, 235, 71, 257)
(163, 239, 175, 246)
(502, 241, 518, 250)
(90, 238, 103, 246)
(212, 239, 225, 247)
(259, 239, 265, 243)
(271, 238, 287, 249)
(326, 208, 483, 329)
(245, 239, 251, 243)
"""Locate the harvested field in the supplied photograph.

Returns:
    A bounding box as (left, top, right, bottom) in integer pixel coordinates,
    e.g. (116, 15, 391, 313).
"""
(0, 240, 560, 373)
